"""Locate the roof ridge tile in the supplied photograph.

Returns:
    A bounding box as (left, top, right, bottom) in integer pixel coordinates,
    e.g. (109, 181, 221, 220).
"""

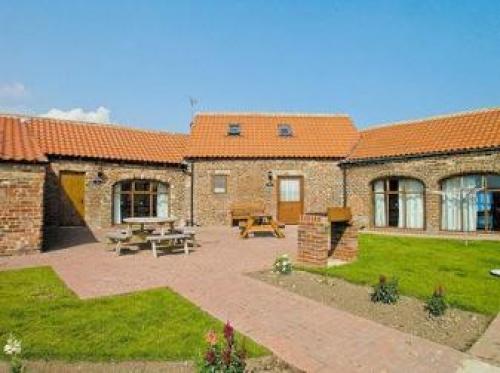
(195, 111, 351, 118)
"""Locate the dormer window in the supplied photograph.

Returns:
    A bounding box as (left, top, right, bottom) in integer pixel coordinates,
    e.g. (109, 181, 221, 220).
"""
(278, 124, 293, 137)
(228, 123, 241, 136)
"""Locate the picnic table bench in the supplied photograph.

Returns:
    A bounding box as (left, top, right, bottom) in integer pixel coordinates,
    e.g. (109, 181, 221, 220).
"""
(147, 233, 190, 257)
(106, 216, 197, 257)
(230, 201, 265, 226)
(106, 229, 132, 255)
(240, 213, 285, 239)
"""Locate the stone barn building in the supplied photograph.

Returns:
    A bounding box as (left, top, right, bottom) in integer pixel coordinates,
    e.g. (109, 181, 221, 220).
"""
(186, 113, 359, 226)
(343, 108, 500, 235)
(0, 117, 47, 255)
(0, 115, 188, 255)
(1, 107, 500, 255)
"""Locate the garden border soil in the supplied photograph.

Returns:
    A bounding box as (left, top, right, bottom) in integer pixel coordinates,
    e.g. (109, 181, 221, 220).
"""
(248, 270, 492, 352)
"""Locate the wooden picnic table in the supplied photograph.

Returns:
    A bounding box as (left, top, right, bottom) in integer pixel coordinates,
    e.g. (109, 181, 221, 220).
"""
(123, 216, 177, 236)
(120, 216, 183, 257)
(240, 213, 285, 239)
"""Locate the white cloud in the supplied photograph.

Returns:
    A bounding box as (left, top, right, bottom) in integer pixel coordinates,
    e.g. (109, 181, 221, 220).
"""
(40, 106, 111, 123)
(0, 82, 29, 100)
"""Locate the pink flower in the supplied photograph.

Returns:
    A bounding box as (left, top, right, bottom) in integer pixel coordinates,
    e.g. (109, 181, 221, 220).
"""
(205, 330, 218, 346)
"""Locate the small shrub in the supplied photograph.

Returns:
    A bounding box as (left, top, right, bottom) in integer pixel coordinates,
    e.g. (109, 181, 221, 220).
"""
(371, 275, 399, 304)
(273, 254, 293, 275)
(425, 286, 448, 317)
(199, 321, 247, 373)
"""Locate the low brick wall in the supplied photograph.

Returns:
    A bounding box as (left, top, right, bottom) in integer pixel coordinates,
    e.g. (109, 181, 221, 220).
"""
(297, 214, 330, 266)
(297, 213, 358, 266)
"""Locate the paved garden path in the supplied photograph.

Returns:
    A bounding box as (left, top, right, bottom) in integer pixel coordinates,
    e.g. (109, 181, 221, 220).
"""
(470, 313, 500, 367)
(0, 226, 497, 372)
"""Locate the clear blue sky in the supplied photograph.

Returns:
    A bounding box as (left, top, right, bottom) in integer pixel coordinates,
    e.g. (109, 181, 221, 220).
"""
(1, 0, 499, 132)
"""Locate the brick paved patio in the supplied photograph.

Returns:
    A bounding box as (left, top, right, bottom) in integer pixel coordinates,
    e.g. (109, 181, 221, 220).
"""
(0, 226, 497, 372)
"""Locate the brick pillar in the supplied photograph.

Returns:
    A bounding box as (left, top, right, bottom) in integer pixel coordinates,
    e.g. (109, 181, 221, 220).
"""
(297, 214, 330, 266)
(331, 222, 358, 261)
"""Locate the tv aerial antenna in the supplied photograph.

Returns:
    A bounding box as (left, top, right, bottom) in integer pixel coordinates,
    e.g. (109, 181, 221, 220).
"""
(188, 96, 199, 119)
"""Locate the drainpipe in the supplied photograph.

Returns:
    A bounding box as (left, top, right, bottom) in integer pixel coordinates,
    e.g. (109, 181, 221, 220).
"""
(342, 165, 347, 208)
(190, 161, 195, 226)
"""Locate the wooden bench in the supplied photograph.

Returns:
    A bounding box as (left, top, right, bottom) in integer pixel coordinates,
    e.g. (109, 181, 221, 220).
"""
(230, 201, 265, 226)
(147, 233, 190, 257)
(106, 230, 132, 255)
(240, 213, 285, 239)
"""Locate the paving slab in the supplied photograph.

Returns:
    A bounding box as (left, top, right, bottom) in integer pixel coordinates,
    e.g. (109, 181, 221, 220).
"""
(470, 314, 500, 367)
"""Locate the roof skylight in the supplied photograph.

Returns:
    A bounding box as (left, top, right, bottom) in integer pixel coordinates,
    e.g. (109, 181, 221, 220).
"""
(278, 124, 293, 137)
(228, 123, 241, 136)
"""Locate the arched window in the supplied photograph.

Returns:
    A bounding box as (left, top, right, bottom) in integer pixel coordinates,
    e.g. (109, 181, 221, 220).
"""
(372, 177, 424, 229)
(113, 180, 169, 224)
(441, 174, 500, 232)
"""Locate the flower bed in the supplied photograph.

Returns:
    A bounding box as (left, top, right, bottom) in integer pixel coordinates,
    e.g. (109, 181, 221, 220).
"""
(249, 270, 491, 351)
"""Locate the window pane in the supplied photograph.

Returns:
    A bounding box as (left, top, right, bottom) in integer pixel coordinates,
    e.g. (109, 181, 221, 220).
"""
(134, 180, 150, 191)
(441, 177, 462, 231)
(441, 175, 479, 232)
(134, 194, 151, 217)
(389, 179, 399, 192)
(213, 175, 227, 193)
(157, 183, 169, 217)
(388, 194, 399, 227)
(113, 180, 169, 222)
(152, 194, 157, 216)
(462, 175, 482, 190)
(404, 179, 423, 193)
(492, 191, 500, 231)
(487, 175, 500, 189)
(405, 193, 424, 228)
(280, 179, 300, 202)
(113, 184, 121, 224)
(462, 176, 479, 231)
(121, 181, 132, 192)
(373, 178, 424, 229)
(373, 180, 385, 193)
(374, 192, 386, 227)
(476, 192, 490, 231)
(120, 193, 132, 220)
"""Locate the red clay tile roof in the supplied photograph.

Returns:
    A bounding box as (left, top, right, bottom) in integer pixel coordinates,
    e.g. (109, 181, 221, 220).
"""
(348, 108, 500, 162)
(26, 117, 188, 164)
(0, 116, 47, 162)
(187, 113, 360, 158)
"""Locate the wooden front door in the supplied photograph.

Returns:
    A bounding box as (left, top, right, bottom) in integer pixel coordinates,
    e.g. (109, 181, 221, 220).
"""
(277, 176, 304, 224)
(60, 171, 85, 226)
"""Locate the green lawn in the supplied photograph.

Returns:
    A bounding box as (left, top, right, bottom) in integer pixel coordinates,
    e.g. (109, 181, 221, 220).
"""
(305, 234, 500, 315)
(0, 266, 268, 362)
